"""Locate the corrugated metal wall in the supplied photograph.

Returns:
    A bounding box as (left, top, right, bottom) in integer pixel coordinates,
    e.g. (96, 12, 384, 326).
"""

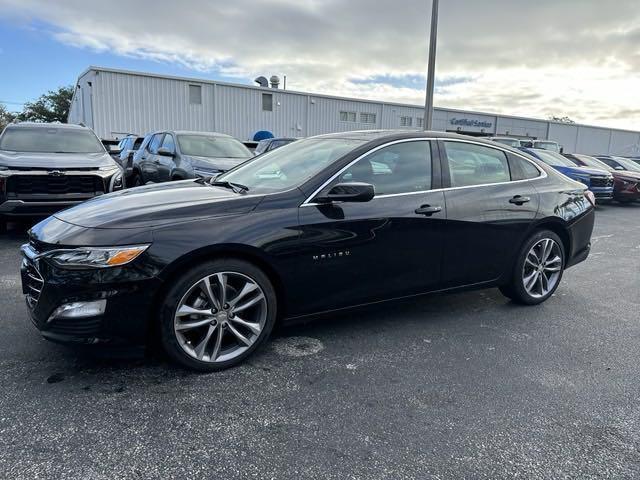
(72, 68, 640, 155)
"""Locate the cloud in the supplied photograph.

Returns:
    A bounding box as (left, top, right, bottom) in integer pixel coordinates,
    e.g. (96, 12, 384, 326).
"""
(1, 0, 640, 129)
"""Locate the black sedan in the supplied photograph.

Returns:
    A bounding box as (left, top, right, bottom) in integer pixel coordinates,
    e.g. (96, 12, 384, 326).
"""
(21, 131, 595, 371)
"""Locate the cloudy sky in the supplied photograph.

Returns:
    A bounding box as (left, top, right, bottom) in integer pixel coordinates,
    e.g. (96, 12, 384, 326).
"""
(1, 0, 639, 129)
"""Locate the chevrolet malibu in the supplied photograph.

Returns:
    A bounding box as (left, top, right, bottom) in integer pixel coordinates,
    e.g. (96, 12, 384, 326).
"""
(21, 131, 595, 371)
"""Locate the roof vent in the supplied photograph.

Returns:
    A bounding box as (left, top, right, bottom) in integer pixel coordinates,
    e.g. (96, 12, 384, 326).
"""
(269, 75, 280, 89)
(254, 76, 269, 88)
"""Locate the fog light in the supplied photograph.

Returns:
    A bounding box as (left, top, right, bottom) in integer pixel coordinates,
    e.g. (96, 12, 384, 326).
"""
(47, 300, 107, 322)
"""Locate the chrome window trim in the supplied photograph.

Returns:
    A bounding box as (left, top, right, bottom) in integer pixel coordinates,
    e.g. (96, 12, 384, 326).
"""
(300, 137, 547, 207)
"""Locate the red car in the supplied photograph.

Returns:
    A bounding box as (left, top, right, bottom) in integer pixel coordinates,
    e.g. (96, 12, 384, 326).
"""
(564, 153, 640, 203)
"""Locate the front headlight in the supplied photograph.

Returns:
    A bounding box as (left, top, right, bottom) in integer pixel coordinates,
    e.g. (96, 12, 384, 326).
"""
(575, 175, 590, 185)
(109, 171, 124, 191)
(42, 244, 150, 269)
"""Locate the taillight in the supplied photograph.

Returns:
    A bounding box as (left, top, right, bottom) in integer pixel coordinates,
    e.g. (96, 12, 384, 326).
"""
(584, 190, 596, 207)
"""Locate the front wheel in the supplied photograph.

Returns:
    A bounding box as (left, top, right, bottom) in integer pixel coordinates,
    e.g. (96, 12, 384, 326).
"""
(160, 258, 277, 371)
(500, 230, 565, 305)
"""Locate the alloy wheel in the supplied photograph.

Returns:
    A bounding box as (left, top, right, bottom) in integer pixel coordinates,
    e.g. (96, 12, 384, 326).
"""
(522, 238, 563, 299)
(174, 271, 267, 363)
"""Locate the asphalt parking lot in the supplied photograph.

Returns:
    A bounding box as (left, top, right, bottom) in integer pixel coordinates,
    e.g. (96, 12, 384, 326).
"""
(1, 203, 639, 479)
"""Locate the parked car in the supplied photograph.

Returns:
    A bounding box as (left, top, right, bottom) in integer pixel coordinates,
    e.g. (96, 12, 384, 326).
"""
(564, 153, 640, 203)
(521, 148, 613, 200)
(487, 137, 522, 148)
(242, 141, 259, 154)
(254, 137, 299, 155)
(595, 155, 640, 175)
(130, 131, 253, 186)
(21, 131, 595, 371)
(532, 140, 562, 153)
(0, 122, 124, 232)
(115, 135, 143, 184)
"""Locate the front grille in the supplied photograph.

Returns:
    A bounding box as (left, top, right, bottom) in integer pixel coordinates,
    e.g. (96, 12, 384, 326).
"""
(591, 176, 614, 188)
(47, 317, 103, 337)
(23, 260, 44, 305)
(7, 175, 104, 195)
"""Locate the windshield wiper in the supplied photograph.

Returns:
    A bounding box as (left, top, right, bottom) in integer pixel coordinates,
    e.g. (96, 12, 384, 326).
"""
(208, 180, 249, 194)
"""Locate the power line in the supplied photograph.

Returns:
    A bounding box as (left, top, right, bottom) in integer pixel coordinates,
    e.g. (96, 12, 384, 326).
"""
(0, 100, 26, 106)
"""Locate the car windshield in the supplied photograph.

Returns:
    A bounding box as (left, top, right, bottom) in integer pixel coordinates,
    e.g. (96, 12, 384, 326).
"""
(0, 127, 105, 153)
(534, 141, 561, 153)
(612, 156, 640, 173)
(574, 155, 615, 172)
(533, 149, 576, 167)
(177, 135, 252, 159)
(216, 138, 365, 194)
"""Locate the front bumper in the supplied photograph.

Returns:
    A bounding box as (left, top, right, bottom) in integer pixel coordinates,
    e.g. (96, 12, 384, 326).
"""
(20, 243, 162, 345)
(589, 187, 614, 200)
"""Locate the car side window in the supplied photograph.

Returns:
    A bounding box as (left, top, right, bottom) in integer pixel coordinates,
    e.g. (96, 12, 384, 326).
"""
(600, 158, 624, 170)
(509, 154, 541, 180)
(161, 134, 176, 153)
(337, 141, 432, 196)
(443, 142, 510, 187)
(148, 134, 164, 154)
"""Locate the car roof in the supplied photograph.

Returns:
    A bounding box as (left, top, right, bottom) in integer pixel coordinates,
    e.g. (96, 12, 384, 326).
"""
(168, 130, 233, 138)
(312, 129, 483, 142)
(5, 122, 89, 130)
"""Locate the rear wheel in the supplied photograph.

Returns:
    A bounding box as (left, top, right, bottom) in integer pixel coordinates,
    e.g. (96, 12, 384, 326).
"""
(160, 258, 277, 371)
(500, 230, 565, 305)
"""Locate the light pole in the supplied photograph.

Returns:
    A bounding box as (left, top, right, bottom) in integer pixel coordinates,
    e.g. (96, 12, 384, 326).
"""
(423, 0, 439, 130)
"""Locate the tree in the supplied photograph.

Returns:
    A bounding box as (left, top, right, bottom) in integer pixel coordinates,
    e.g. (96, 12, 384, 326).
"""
(17, 86, 74, 123)
(549, 115, 575, 124)
(0, 104, 16, 132)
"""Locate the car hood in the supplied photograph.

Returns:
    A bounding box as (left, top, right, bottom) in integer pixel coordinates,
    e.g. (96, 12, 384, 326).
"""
(573, 166, 611, 176)
(0, 151, 116, 169)
(53, 180, 263, 229)
(612, 170, 640, 181)
(183, 155, 250, 172)
(553, 165, 589, 177)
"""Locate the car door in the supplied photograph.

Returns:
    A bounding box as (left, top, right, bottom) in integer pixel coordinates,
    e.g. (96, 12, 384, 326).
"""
(157, 133, 176, 182)
(295, 139, 446, 315)
(141, 133, 164, 183)
(439, 140, 541, 288)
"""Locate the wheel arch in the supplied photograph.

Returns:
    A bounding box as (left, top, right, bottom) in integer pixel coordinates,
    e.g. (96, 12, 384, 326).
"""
(528, 218, 572, 259)
(151, 244, 287, 327)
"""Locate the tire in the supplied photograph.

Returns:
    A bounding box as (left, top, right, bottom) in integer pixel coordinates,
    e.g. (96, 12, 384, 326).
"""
(501, 229, 565, 305)
(160, 258, 277, 371)
(132, 172, 142, 187)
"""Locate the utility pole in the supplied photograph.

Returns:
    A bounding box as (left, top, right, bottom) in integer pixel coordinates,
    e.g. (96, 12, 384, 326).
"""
(423, 0, 439, 130)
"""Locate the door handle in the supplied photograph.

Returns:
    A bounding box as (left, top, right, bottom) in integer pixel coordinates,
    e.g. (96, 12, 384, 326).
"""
(509, 195, 531, 205)
(415, 205, 442, 216)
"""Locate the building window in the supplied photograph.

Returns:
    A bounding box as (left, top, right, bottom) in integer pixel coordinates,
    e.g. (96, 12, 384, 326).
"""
(340, 111, 357, 122)
(360, 112, 377, 124)
(416, 117, 424, 128)
(400, 116, 413, 127)
(189, 85, 202, 105)
(262, 93, 273, 112)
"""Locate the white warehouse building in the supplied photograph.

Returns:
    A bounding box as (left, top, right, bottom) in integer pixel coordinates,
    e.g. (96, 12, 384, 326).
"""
(69, 66, 640, 155)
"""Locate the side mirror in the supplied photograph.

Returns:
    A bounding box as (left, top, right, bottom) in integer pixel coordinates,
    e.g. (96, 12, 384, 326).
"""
(108, 146, 122, 155)
(157, 147, 175, 157)
(315, 182, 375, 203)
